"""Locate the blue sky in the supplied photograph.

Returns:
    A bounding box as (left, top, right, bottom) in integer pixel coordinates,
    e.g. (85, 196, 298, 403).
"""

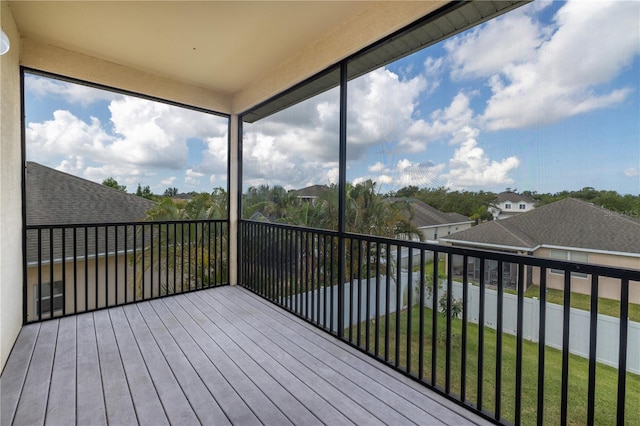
(26, 0, 639, 196)
(25, 78, 229, 194)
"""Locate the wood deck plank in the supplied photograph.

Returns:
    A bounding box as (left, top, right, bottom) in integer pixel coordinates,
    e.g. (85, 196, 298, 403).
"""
(175, 294, 322, 426)
(109, 307, 169, 426)
(149, 298, 262, 426)
(197, 289, 387, 425)
(225, 286, 480, 425)
(163, 295, 293, 426)
(0, 323, 40, 426)
(122, 304, 200, 425)
(93, 309, 138, 425)
(1, 286, 490, 426)
(217, 287, 429, 425)
(45, 316, 76, 426)
(12, 320, 58, 426)
(190, 291, 355, 426)
(136, 301, 231, 425)
(75, 313, 107, 426)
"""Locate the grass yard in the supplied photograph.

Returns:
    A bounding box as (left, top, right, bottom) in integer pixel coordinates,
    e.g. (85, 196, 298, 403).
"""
(522, 286, 640, 322)
(350, 306, 639, 425)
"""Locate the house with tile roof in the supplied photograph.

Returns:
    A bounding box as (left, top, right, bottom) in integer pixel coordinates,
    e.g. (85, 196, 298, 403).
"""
(25, 162, 156, 320)
(441, 198, 640, 302)
(487, 190, 537, 220)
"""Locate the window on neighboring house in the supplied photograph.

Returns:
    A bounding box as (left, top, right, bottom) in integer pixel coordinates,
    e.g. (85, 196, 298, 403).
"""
(519, 203, 526, 209)
(550, 249, 589, 278)
(34, 280, 64, 315)
(505, 203, 512, 209)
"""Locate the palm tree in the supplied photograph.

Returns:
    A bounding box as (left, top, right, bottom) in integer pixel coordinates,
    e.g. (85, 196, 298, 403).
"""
(242, 180, 423, 302)
(131, 190, 228, 298)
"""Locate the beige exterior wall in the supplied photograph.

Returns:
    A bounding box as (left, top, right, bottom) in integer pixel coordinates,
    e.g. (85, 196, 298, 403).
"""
(26, 256, 132, 321)
(0, 0, 23, 372)
(422, 222, 473, 242)
(531, 247, 640, 303)
(25, 254, 185, 322)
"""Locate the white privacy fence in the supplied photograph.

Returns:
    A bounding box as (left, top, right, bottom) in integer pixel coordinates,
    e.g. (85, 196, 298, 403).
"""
(440, 280, 639, 374)
(290, 274, 639, 374)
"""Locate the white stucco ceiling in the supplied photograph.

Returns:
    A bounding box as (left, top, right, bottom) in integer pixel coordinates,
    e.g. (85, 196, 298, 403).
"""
(8, 1, 379, 96)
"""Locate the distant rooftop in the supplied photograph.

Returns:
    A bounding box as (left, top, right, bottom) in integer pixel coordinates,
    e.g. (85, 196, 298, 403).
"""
(444, 198, 640, 255)
(494, 190, 537, 204)
(27, 162, 155, 226)
(25, 162, 156, 263)
(390, 198, 472, 228)
(292, 185, 331, 198)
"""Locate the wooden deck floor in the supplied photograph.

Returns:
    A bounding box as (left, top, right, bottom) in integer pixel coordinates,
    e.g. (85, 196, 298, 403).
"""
(1, 286, 489, 426)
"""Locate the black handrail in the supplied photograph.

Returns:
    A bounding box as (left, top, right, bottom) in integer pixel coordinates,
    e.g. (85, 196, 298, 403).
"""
(239, 219, 639, 426)
(24, 219, 228, 323)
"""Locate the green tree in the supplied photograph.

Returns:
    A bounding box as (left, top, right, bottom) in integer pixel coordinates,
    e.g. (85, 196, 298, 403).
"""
(242, 181, 423, 299)
(132, 190, 228, 297)
(163, 187, 178, 197)
(533, 188, 639, 214)
(102, 177, 126, 192)
(243, 185, 297, 221)
(135, 183, 154, 200)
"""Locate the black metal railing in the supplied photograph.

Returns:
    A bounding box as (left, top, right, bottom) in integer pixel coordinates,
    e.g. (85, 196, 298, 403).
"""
(24, 219, 228, 323)
(239, 220, 640, 426)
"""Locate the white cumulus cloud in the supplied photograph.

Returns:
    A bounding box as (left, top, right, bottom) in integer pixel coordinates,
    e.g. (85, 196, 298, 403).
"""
(451, 0, 640, 130)
(443, 127, 520, 189)
(445, 3, 549, 80)
(624, 167, 639, 178)
(26, 90, 228, 192)
(26, 75, 119, 106)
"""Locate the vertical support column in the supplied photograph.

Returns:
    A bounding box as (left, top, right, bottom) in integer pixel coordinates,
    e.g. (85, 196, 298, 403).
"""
(229, 114, 239, 286)
(337, 62, 348, 337)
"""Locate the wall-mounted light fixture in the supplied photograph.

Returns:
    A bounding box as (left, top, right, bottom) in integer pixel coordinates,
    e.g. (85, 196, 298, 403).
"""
(1, 29, 10, 55)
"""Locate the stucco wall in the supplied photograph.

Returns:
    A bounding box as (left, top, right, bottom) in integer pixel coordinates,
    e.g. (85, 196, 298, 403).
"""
(25, 254, 199, 321)
(532, 247, 640, 303)
(422, 222, 473, 241)
(25, 256, 134, 321)
(0, 0, 23, 372)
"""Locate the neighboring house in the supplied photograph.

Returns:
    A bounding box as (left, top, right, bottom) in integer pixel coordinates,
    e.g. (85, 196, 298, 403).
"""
(25, 162, 156, 320)
(292, 184, 330, 203)
(248, 211, 274, 222)
(488, 189, 537, 220)
(441, 198, 640, 302)
(389, 198, 473, 269)
(172, 193, 195, 202)
(394, 198, 473, 243)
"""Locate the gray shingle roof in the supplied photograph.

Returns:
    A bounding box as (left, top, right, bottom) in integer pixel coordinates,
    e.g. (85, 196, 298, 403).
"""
(292, 185, 330, 198)
(444, 198, 640, 254)
(26, 162, 156, 264)
(27, 162, 155, 226)
(495, 191, 536, 204)
(390, 198, 472, 228)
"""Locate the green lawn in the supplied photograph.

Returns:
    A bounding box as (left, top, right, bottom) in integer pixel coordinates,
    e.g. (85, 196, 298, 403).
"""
(522, 286, 640, 322)
(349, 307, 639, 426)
(414, 258, 639, 321)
